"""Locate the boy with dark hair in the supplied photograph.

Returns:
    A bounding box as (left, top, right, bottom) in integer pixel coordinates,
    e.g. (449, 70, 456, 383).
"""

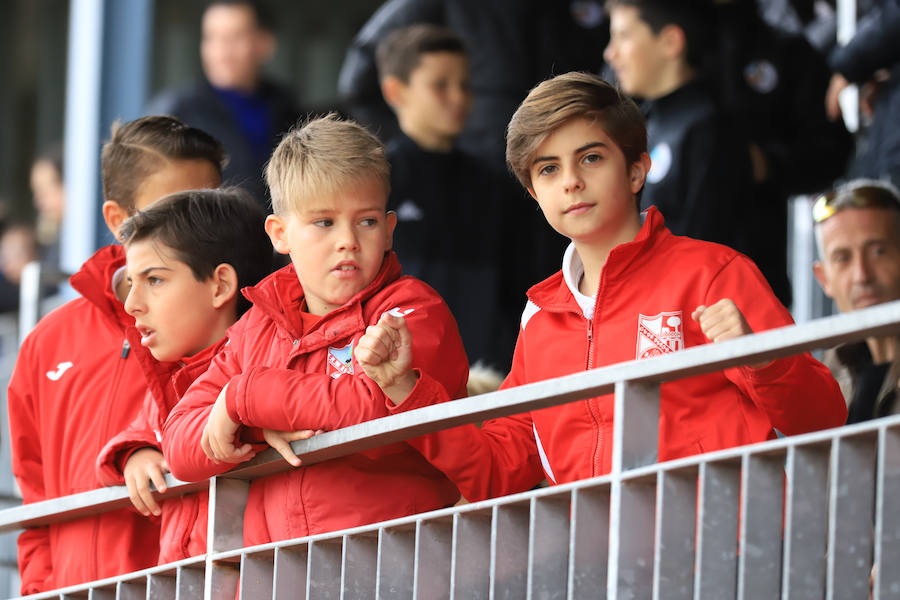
(96, 188, 274, 564)
(603, 0, 757, 286)
(163, 114, 467, 547)
(356, 71, 847, 501)
(7, 115, 224, 594)
(376, 24, 517, 376)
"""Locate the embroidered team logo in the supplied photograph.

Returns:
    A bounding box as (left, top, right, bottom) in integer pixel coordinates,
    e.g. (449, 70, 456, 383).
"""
(636, 312, 683, 359)
(327, 343, 354, 379)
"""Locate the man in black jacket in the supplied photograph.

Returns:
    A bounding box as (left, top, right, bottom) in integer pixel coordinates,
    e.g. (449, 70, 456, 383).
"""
(146, 0, 300, 210)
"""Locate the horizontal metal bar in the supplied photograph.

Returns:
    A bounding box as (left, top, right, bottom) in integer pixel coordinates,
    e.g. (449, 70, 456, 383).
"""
(0, 478, 208, 533)
(6, 301, 900, 533)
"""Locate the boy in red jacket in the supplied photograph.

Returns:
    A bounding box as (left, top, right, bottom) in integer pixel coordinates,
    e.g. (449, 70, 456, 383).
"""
(355, 72, 848, 502)
(96, 188, 275, 564)
(162, 114, 467, 547)
(7, 116, 224, 594)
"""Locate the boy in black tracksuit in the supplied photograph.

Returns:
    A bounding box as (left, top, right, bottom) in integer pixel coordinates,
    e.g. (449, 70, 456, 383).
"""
(376, 24, 518, 373)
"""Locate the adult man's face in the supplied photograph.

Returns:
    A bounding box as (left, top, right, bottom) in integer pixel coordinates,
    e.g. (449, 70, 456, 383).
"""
(814, 207, 900, 313)
(200, 3, 274, 92)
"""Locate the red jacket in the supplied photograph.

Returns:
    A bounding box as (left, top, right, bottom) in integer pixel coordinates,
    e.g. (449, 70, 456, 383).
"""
(96, 333, 226, 565)
(163, 253, 466, 546)
(395, 208, 848, 501)
(7, 245, 160, 594)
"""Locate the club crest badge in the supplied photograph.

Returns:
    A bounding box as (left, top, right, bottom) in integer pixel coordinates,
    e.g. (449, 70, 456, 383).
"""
(327, 342, 354, 379)
(636, 311, 683, 359)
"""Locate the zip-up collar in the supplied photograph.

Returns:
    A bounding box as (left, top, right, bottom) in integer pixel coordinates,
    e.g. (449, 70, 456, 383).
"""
(69, 245, 134, 331)
(242, 251, 403, 353)
(531, 208, 666, 316)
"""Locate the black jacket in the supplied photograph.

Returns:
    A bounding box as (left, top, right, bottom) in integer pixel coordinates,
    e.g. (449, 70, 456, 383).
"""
(386, 133, 520, 369)
(146, 79, 300, 209)
(829, 0, 900, 185)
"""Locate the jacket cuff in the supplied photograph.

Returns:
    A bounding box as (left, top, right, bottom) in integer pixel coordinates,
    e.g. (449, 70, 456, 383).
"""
(740, 353, 795, 381)
(386, 369, 451, 413)
(225, 377, 243, 423)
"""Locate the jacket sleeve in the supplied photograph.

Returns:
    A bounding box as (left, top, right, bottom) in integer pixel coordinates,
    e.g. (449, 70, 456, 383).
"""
(709, 254, 848, 433)
(224, 281, 469, 433)
(96, 397, 160, 487)
(389, 328, 545, 502)
(162, 330, 248, 483)
(7, 336, 53, 594)
(828, 0, 900, 83)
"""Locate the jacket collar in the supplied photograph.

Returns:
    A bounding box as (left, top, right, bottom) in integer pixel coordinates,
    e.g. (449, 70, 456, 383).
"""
(69, 244, 133, 330)
(242, 251, 403, 341)
(529, 207, 668, 316)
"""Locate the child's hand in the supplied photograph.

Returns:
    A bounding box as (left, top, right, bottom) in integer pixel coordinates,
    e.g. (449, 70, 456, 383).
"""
(692, 299, 769, 368)
(201, 384, 255, 464)
(123, 448, 168, 517)
(355, 312, 418, 405)
(263, 429, 323, 467)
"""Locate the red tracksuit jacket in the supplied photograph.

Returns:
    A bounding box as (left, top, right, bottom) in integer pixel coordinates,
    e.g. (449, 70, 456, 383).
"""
(163, 253, 466, 546)
(7, 245, 160, 594)
(96, 333, 226, 565)
(394, 207, 848, 501)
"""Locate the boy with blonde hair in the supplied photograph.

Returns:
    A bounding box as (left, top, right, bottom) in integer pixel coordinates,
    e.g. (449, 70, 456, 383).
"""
(356, 72, 847, 501)
(163, 114, 467, 545)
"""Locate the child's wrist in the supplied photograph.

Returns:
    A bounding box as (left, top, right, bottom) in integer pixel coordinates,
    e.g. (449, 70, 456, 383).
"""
(382, 370, 419, 405)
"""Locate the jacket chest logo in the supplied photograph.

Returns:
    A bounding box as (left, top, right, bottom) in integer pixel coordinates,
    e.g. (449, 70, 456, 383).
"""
(636, 312, 683, 359)
(327, 343, 354, 379)
(46, 361, 74, 381)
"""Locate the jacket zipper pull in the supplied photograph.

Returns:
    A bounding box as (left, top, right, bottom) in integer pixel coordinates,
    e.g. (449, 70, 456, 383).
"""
(120, 339, 130, 359)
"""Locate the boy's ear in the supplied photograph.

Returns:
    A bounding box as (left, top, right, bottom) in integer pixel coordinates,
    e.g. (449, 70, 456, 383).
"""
(265, 214, 291, 255)
(102, 200, 131, 239)
(381, 76, 406, 110)
(384, 210, 397, 249)
(629, 153, 652, 194)
(526, 186, 538, 201)
(210, 263, 239, 309)
(659, 24, 687, 60)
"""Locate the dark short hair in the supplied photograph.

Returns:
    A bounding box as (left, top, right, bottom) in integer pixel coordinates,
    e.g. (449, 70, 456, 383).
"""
(506, 72, 647, 191)
(204, 0, 273, 32)
(605, 0, 713, 70)
(118, 187, 273, 316)
(101, 116, 226, 214)
(375, 24, 467, 83)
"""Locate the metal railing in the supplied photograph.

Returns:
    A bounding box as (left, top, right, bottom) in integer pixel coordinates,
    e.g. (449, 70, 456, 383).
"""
(4, 300, 900, 599)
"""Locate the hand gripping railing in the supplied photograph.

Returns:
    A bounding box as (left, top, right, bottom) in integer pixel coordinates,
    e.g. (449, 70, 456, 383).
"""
(6, 299, 900, 599)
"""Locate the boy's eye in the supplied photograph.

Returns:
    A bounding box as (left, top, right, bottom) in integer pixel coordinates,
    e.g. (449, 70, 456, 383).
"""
(360, 217, 378, 227)
(313, 219, 333, 228)
(583, 153, 602, 164)
(537, 164, 558, 176)
(147, 276, 163, 286)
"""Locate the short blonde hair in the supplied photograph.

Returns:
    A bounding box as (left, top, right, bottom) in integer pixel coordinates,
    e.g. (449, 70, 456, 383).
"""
(506, 72, 647, 190)
(265, 114, 391, 215)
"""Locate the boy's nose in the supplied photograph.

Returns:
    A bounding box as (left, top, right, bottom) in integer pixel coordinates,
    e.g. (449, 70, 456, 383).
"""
(336, 225, 361, 251)
(562, 169, 585, 193)
(123, 285, 143, 316)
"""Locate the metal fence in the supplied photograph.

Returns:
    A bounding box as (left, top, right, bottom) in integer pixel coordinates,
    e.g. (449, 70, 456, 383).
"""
(1, 299, 898, 599)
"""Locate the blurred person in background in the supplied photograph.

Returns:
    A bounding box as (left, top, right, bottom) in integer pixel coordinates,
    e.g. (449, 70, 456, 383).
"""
(813, 179, 900, 422)
(825, 0, 900, 189)
(147, 0, 301, 209)
(712, 0, 853, 307)
(29, 142, 66, 278)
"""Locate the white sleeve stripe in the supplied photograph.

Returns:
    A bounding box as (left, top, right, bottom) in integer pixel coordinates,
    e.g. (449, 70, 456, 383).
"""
(533, 422, 556, 484)
(520, 300, 540, 330)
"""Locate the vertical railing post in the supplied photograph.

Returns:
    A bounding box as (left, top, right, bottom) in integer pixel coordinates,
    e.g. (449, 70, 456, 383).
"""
(608, 380, 660, 599)
(18, 261, 42, 346)
(205, 476, 250, 600)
